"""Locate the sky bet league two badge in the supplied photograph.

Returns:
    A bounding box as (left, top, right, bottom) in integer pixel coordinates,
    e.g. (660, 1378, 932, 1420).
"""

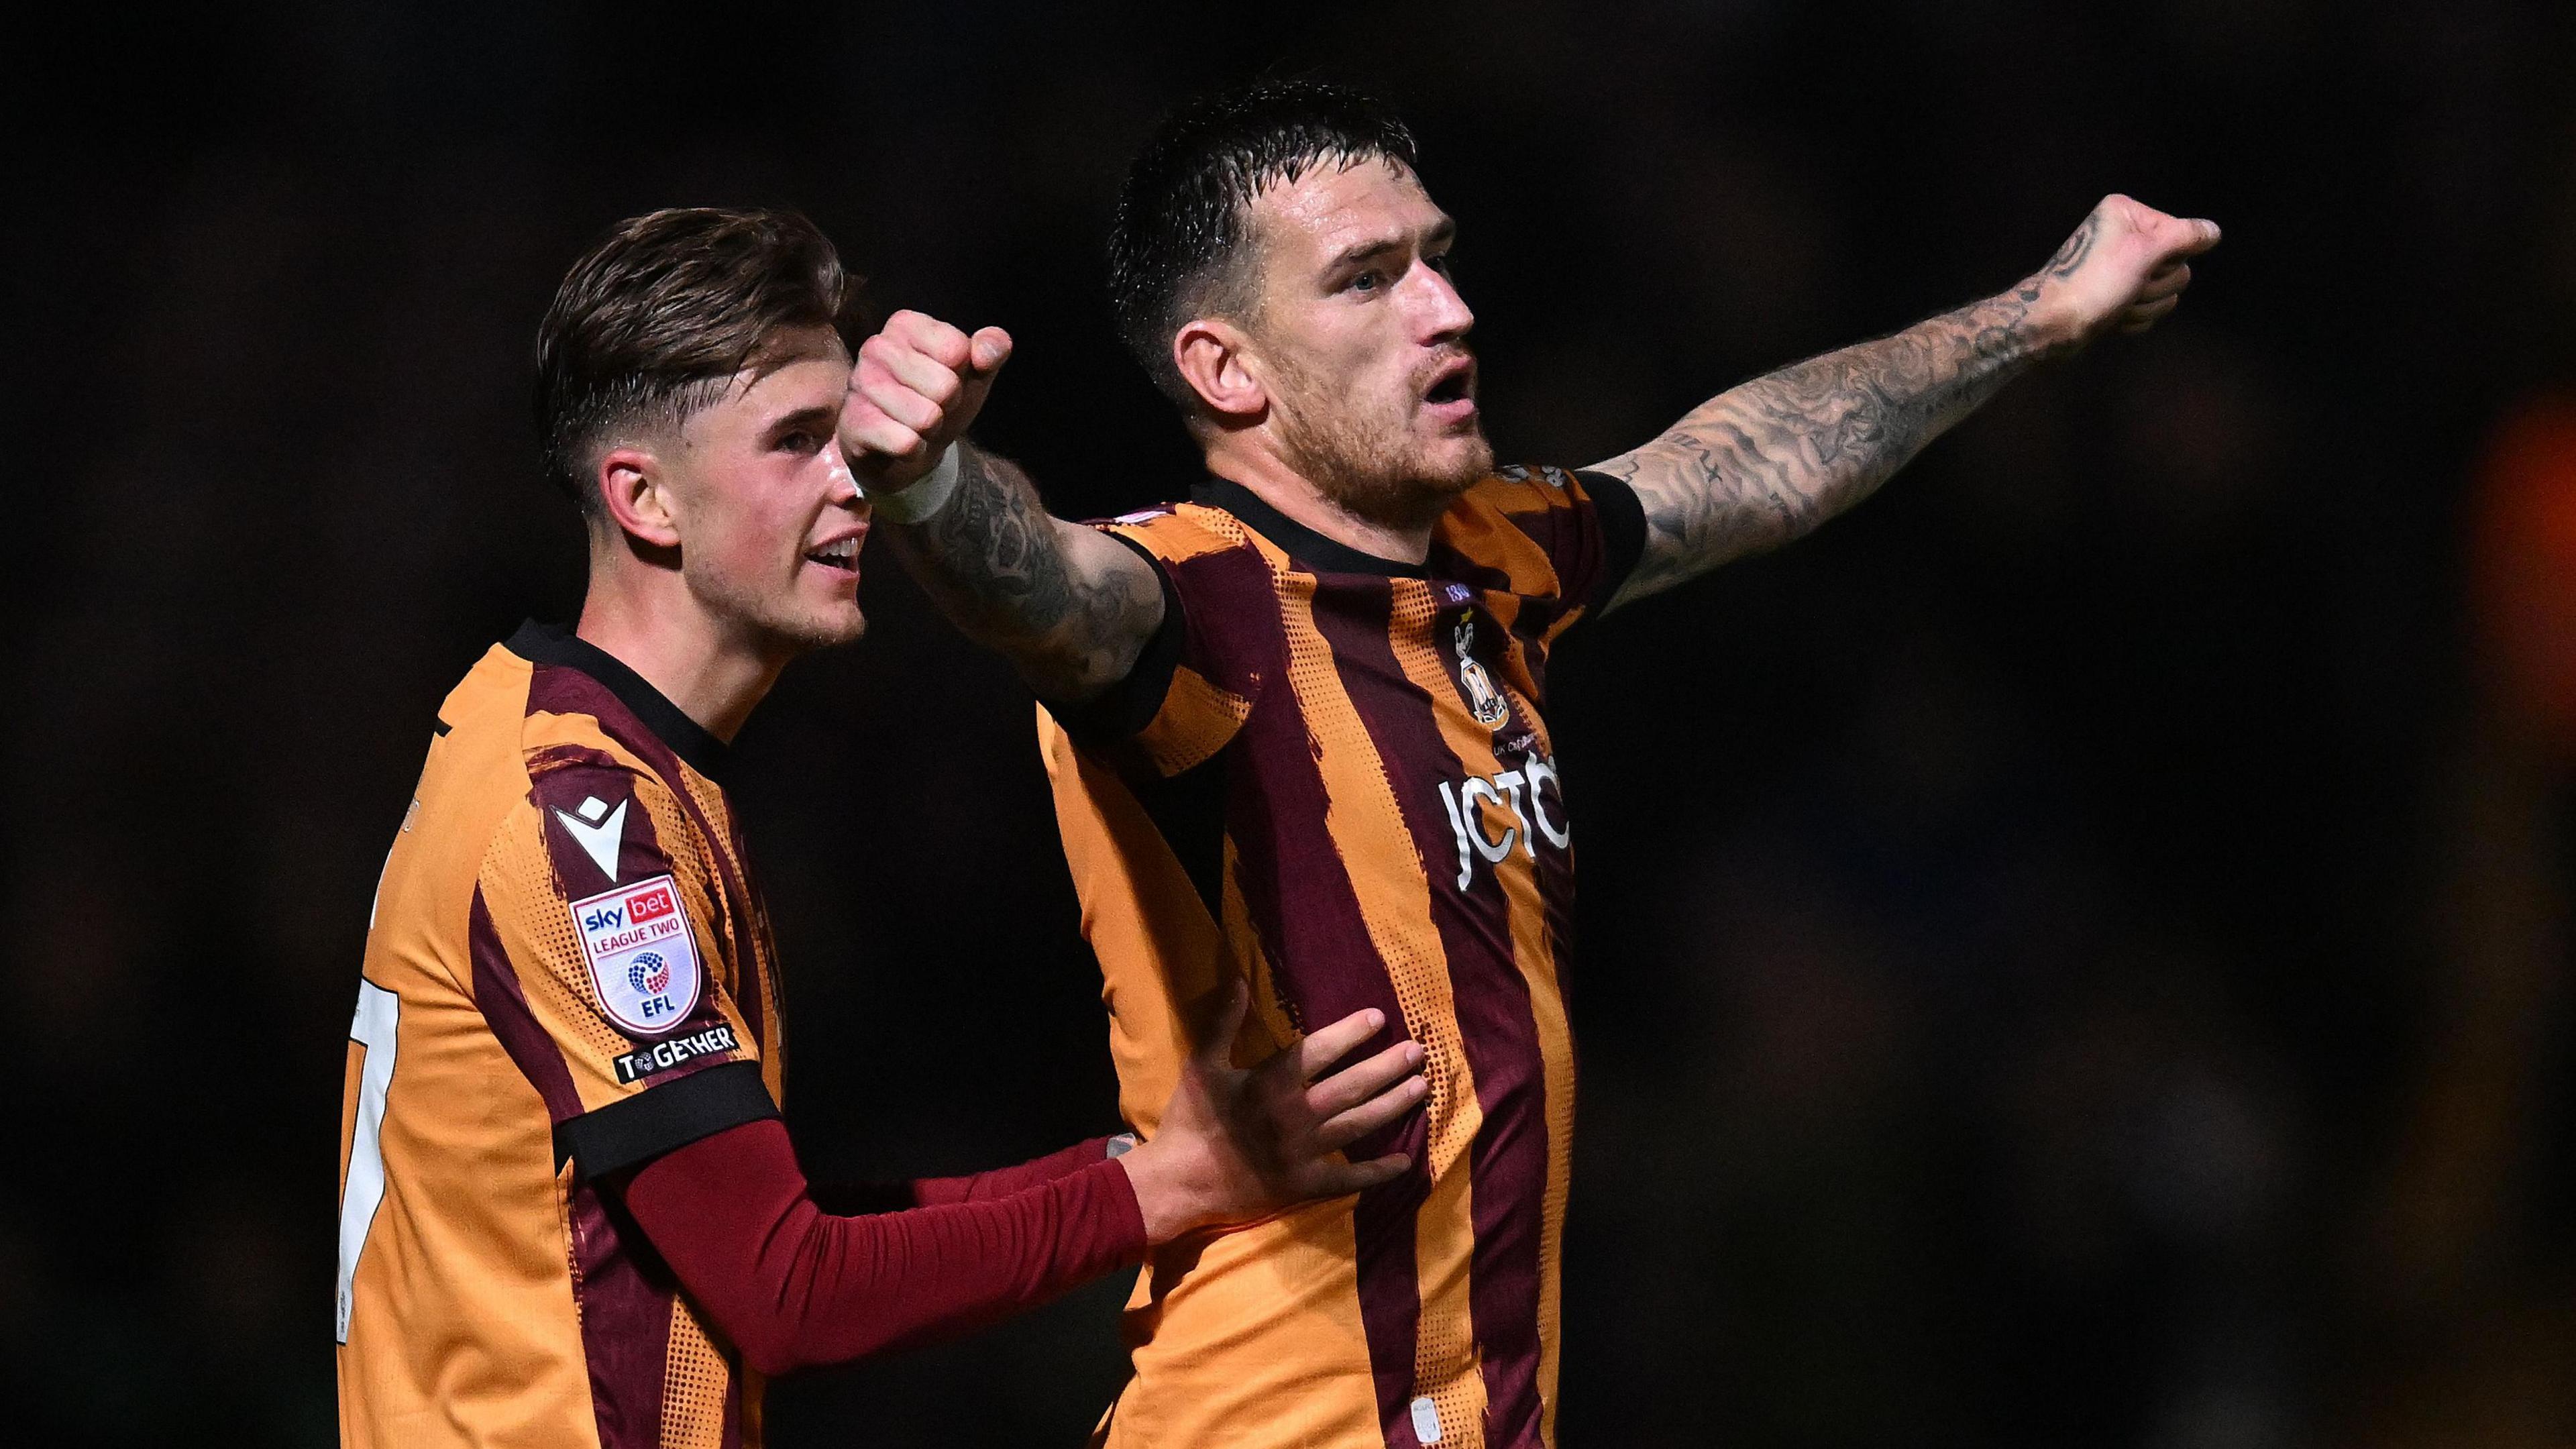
(568, 874, 704, 1037)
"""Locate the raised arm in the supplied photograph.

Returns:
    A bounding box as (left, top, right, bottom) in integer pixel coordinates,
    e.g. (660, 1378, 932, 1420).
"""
(1591, 195, 2220, 611)
(838, 311, 1165, 702)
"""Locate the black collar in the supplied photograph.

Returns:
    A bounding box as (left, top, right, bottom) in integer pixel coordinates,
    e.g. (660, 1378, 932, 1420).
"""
(1191, 477, 1432, 579)
(506, 621, 731, 780)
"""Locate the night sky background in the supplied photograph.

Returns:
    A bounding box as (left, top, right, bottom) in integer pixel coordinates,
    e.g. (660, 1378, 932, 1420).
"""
(8, 2, 2576, 1444)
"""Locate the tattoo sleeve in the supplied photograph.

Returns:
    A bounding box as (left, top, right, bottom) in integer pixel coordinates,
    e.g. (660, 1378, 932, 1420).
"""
(1590, 262, 2078, 610)
(878, 442, 1166, 702)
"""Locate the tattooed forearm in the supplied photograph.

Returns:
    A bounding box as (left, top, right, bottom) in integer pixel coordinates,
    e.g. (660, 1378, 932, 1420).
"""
(880, 442, 1165, 702)
(1591, 275, 2066, 608)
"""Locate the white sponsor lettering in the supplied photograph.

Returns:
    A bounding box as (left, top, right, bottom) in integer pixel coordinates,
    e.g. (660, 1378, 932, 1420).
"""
(1523, 753, 1571, 849)
(1437, 752, 1570, 890)
(1460, 775, 1518, 862)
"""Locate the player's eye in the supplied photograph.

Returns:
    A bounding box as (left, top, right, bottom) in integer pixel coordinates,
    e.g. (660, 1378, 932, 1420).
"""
(1348, 270, 1383, 294)
(776, 429, 820, 454)
(1426, 253, 1453, 276)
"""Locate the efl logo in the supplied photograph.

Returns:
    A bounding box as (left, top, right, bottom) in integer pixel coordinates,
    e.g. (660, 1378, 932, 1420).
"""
(568, 873, 704, 1038)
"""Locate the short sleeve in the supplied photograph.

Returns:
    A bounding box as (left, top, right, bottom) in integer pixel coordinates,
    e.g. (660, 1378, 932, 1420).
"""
(1578, 470, 1648, 614)
(1442, 464, 1646, 623)
(1044, 514, 1279, 780)
(476, 748, 775, 1178)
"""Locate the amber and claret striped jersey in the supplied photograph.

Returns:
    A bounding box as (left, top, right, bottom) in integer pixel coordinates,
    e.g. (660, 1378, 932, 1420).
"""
(1041, 468, 1644, 1449)
(338, 623, 788, 1448)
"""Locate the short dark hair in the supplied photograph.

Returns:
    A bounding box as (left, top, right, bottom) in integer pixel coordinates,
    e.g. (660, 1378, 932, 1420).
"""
(535, 207, 852, 515)
(1107, 80, 1418, 411)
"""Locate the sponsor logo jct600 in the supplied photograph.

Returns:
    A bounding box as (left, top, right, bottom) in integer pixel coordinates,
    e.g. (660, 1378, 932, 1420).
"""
(1434, 753, 1571, 890)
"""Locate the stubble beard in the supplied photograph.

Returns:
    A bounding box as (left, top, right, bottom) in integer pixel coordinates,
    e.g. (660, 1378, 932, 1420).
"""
(686, 563, 867, 657)
(1270, 354, 1493, 533)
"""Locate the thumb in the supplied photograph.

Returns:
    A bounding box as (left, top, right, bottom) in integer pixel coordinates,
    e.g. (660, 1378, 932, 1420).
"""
(967, 325, 1013, 377)
(2137, 208, 2221, 263)
(1197, 978, 1251, 1068)
(938, 326, 1014, 442)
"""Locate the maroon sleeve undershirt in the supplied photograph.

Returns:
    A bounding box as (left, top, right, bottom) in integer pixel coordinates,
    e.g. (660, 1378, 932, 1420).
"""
(619, 1118, 1148, 1375)
(800, 1135, 1127, 1216)
(908, 1135, 1129, 1205)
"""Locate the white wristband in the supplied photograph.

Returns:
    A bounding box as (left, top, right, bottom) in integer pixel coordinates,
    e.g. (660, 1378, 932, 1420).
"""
(860, 443, 962, 525)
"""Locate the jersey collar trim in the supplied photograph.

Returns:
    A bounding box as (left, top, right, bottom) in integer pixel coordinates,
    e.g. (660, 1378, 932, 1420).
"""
(506, 621, 731, 780)
(1191, 477, 1432, 580)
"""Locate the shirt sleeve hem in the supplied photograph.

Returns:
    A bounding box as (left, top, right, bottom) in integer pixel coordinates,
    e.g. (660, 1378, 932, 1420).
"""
(1577, 469, 1648, 614)
(1042, 530, 1185, 744)
(554, 1059, 778, 1179)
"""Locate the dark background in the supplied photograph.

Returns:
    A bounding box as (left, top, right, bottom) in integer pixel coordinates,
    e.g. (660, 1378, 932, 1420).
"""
(8, 1, 2576, 1444)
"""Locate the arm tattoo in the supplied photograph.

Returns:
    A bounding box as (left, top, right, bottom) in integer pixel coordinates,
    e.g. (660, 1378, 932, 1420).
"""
(1591, 276, 2063, 607)
(881, 443, 1165, 701)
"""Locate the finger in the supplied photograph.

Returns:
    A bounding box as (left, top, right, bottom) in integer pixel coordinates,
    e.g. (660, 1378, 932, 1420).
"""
(966, 325, 1014, 377)
(2123, 294, 2183, 327)
(2118, 298, 2182, 333)
(1301, 1152, 1413, 1197)
(1292, 1008, 1391, 1082)
(855, 359, 947, 434)
(1194, 979, 1251, 1068)
(861, 333, 965, 407)
(839, 404, 924, 462)
(1305, 1038, 1425, 1120)
(884, 309, 975, 370)
(1312, 1075, 1430, 1152)
(2133, 262, 2192, 305)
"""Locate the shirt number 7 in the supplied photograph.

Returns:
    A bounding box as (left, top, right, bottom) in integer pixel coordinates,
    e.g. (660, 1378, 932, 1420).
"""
(336, 980, 399, 1344)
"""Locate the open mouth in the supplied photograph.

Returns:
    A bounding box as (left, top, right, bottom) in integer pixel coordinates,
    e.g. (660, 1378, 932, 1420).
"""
(804, 536, 861, 573)
(1423, 358, 1476, 411)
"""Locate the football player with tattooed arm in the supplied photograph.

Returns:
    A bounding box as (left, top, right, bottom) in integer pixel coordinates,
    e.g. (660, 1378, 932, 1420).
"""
(333, 206, 1430, 1449)
(841, 83, 2216, 1449)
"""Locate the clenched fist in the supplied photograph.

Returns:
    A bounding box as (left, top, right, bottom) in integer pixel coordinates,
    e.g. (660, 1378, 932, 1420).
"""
(840, 309, 1014, 494)
(2025, 195, 2221, 352)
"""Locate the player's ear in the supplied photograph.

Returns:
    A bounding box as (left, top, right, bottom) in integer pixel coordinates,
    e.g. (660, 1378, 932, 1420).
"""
(1174, 318, 1267, 423)
(596, 447, 685, 552)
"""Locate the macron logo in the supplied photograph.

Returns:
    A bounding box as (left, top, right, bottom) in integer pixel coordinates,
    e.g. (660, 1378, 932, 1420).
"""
(554, 795, 629, 881)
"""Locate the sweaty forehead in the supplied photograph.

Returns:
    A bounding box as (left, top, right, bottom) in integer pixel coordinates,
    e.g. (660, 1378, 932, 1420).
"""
(1250, 158, 1444, 261)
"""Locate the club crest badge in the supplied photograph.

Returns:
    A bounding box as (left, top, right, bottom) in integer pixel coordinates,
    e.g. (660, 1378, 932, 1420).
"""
(568, 873, 703, 1038)
(1453, 617, 1512, 729)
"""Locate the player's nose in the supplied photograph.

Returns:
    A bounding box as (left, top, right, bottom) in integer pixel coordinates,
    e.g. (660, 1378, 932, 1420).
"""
(820, 440, 862, 507)
(1411, 260, 1474, 344)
